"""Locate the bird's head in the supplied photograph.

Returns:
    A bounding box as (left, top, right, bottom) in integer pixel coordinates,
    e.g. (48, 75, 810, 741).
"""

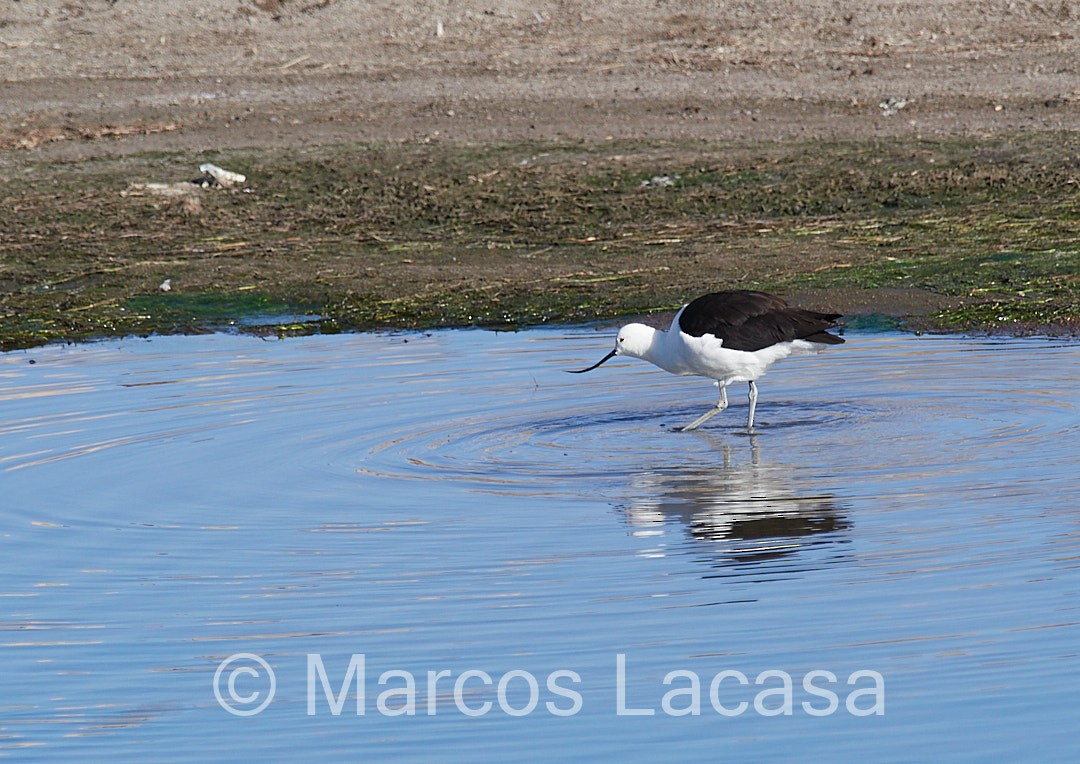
(614, 323, 655, 360)
(567, 323, 656, 373)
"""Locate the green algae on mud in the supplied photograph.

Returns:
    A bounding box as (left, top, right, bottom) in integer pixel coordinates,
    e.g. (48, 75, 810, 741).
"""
(1, 132, 1078, 349)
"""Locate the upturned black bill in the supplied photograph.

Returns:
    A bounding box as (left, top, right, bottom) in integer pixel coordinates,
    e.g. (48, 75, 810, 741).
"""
(567, 349, 617, 373)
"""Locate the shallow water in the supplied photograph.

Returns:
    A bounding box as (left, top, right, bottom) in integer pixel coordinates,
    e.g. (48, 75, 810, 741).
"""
(2, 330, 1079, 761)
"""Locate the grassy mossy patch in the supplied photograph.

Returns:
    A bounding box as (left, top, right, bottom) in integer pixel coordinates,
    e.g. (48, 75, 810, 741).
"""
(2, 132, 1078, 349)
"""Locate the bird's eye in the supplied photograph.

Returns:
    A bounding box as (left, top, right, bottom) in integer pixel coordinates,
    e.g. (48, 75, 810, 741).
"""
(618, 337, 624, 343)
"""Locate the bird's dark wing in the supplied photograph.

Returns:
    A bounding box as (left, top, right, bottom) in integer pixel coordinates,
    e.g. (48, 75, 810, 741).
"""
(677, 290, 844, 352)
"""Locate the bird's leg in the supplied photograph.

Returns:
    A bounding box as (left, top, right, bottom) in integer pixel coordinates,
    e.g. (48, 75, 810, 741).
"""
(746, 381, 759, 430)
(680, 385, 728, 432)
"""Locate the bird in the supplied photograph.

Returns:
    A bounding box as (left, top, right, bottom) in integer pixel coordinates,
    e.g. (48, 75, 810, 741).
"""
(568, 290, 844, 430)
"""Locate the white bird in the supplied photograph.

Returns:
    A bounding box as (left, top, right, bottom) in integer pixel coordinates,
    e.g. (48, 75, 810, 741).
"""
(569, 290, 844, 430)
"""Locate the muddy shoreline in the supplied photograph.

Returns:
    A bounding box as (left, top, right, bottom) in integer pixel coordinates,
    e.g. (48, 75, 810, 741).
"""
(1, 1, 1078, 348)
(3, 134, 1078, 349)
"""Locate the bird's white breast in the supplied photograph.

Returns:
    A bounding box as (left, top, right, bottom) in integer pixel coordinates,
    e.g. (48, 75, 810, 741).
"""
(654, 329, 802, 384)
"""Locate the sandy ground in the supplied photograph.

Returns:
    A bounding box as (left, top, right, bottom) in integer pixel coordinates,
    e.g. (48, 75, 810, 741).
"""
(1, 1, 1078, 347)
(2, 0, 1078, 161)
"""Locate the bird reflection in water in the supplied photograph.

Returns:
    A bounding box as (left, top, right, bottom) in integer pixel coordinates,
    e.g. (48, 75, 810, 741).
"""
(621, 435, 850, 569)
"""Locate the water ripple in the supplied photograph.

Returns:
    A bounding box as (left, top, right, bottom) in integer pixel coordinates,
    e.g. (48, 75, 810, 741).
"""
(2, 331, 1079, 760)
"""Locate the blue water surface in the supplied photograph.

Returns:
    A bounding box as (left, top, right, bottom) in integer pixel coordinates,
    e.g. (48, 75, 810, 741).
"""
(2, 330, 1078, 761)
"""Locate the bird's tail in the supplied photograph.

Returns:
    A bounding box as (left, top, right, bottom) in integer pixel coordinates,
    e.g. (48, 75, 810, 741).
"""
(803, 329, 845, 345)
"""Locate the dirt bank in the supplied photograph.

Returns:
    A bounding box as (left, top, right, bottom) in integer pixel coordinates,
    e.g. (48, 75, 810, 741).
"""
(1, 1, 1078, 347)
(3, 1, 1078, 155)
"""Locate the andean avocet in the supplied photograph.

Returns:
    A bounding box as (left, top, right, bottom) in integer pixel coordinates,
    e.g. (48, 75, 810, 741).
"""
(569, 290, 844, 430)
